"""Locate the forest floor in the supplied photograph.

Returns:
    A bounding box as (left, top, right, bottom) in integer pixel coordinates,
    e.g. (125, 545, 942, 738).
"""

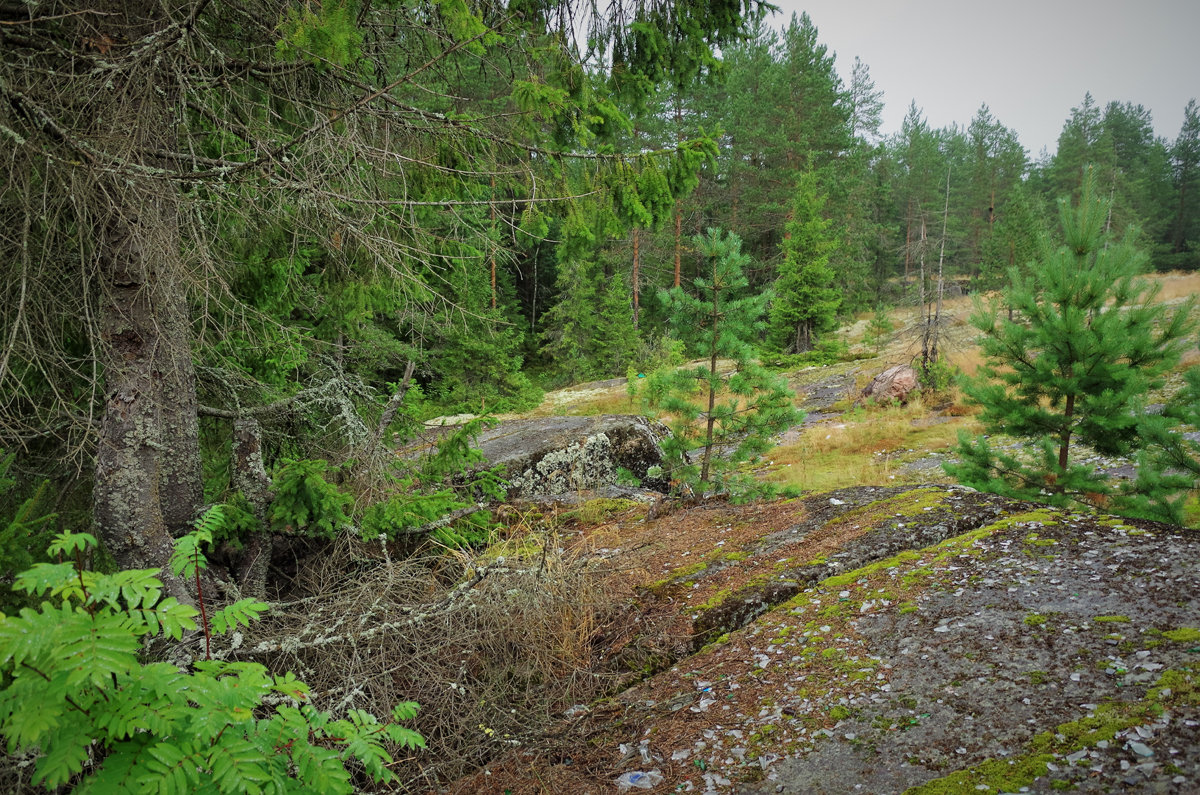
(426, 274, 1200, 793)
(444, 486, 1200, 794)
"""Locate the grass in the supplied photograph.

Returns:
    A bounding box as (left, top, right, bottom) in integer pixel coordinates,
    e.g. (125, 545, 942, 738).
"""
(763, 396, 980, 492)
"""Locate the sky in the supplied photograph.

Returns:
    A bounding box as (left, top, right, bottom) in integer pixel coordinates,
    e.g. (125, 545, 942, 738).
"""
(770, 0, 1200, 158)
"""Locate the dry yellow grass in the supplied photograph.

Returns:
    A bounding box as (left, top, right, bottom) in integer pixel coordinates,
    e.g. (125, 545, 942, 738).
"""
(1146, 270, 1200, 303)
(763, 399, 981, 492)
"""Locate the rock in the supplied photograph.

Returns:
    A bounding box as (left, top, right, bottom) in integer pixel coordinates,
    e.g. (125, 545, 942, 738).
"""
(859, 364, 920, 405)
(473, 414, 670, 498)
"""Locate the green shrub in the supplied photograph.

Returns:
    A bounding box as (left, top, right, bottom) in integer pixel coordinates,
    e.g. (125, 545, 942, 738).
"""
(0, 520, 423, 792)
(0, 451, 57, 614)
(270, 458, 352, 537)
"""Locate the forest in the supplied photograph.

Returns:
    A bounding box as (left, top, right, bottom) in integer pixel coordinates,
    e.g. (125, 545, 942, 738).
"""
(1, 0, 1199, 791)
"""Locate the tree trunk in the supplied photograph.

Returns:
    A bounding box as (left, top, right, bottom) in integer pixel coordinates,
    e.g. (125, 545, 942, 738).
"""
(673, 206, 683, 288)
(674, 95, 684, 289)
(929, 168, 950, 370)
(490, 175, 497, 310)
(632, 227, 640, 328)
(94, 187, 198, 605)
(158, 274, 204, 539)
(90, 4, 202, 602)
(1058, 392, 1075, 474)
(232, 417, 275, 599)
(700, 255, 720, 485)
(918, 216, 929, 367)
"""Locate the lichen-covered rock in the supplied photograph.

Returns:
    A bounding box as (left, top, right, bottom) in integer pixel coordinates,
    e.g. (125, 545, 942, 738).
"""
(474, 415, 670, 497)
(860, 363, 920, 405)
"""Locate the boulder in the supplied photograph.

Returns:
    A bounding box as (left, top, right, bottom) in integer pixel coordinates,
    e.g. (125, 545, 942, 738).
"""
(859, 363, 920, 405)
(473, 414, 670, 497)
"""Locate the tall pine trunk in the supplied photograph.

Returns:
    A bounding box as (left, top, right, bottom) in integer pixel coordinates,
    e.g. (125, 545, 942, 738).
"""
(700, 253, 720, 485)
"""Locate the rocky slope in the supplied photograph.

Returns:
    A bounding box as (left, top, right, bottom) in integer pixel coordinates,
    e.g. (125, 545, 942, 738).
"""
(448, 486, 1200, 794)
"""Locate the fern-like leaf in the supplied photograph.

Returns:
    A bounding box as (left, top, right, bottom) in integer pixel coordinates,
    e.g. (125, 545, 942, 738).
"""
(46, 530, 97, 558)
(12, 561, 78, 598)
(209, 599, 269, 635)
(290, 740, 353, 794)
(269, 670, 311, 703)
(208, 734, 275, 793)
(60, 612, 141, 688)
(385, 724, 427, 749)
(391, 700, 420, 721)
(138, 597, 199, 640)
(32, 720, 93, 789)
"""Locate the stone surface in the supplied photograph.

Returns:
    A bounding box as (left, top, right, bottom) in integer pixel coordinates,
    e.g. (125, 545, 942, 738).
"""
(448, 486, 1200, 795)
(860, 363, 920, 405)
(473, 414, 670, 497)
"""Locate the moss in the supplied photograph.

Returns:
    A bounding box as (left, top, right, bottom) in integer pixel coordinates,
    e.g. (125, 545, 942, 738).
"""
(1023, 533, 1058, 547)
(723, 550, 751, 562)
(887, 487, 957, 517)
(904, 753, 1057, 794)
(563, 497, 640, 524)
(828, 705, 853, 721)
(1091, 615, 1131, 623)
(1027, 670, 1049, 685)
(909, 698, 1163, 794)
(698, 632, 732, 654)
(898, 602, 918, 615)
(697, 588, 734, 611)
(822, 549, 922, 590)
(1162, 627, 1200, 644)
(1148, 668, 1200, 706)
(1024, 613, 1049, 627)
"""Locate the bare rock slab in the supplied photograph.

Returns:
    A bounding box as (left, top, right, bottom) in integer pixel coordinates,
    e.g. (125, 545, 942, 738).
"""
(474, 414, 670, 497)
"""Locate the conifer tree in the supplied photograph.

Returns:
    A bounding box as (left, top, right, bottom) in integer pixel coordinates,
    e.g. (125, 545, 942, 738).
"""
(649, 229, 801, 491)
(1168, 99, 1200, 269)
(767, 173, 841, 353)
(946, 169, 1194, 515)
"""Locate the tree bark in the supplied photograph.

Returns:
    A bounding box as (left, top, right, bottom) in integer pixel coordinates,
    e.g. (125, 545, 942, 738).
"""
(232, 417, 274, 599)
(94, 188, 197, 605)
(673, 206, 683, 288)
(632, 227, 640, 328)
(90, 3, 202, 602)
(700, 254, 719, 485)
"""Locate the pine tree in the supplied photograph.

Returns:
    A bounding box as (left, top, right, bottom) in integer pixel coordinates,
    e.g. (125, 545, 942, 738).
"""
(1168, 99, 1200, 269)
(946, 169, 1195, 515)
(649, 229, 801, 491)
(767, 173, 841, 353)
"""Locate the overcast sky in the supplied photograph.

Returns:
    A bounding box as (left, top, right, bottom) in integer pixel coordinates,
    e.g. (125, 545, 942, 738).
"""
(769, 0, 1200, 159)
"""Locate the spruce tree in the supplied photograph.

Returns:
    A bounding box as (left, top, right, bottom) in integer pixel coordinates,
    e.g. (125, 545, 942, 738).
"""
(767, 173, 841, 353)
(649, 229, 801, 491)
(946, 169, 1194, 515)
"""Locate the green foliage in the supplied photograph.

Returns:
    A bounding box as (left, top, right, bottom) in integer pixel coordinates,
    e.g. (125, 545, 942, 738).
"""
(919, 358, 959, 394)
(0, 530, 423, 792)
(269, 459, 352, 538)
(362, 417, 506, 548)
(276, 0, 365, 68)
(765, 336, 853, 371)
(648, 229, 802, 492)
(0, 452, 57, 614)
(947, 171, 1195, 518)
(767, 172, 842, 353)
(539, 206, 641, 384)
(1127, 364, 1200, 522)
(864, 305, 895, 350)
